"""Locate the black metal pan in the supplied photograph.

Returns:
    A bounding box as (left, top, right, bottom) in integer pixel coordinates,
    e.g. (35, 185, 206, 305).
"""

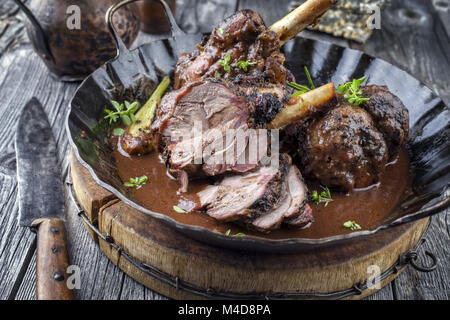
(66, 0, 450, 253)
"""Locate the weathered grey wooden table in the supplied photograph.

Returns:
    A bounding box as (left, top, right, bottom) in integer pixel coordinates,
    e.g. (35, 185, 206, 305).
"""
(0, 0, 448, 300)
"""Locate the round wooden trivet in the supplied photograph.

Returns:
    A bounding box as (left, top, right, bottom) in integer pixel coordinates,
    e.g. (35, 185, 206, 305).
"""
(69, 151, 429, 300)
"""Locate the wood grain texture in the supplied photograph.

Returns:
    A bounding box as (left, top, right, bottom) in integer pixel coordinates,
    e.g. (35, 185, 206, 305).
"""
(71, 152, 430, 299)
(240, 0, 450, 301)
(70, 151, 116, 242)
(33, 218, 74, 300)
(0, 0, 448, 300)
(175, 0, 238, 34)
(350, 0, 450, 105)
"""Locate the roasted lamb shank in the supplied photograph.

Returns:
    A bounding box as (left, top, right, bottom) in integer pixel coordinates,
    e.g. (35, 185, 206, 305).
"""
(151, 7, 336, 183)
(118, 0, 410, 232)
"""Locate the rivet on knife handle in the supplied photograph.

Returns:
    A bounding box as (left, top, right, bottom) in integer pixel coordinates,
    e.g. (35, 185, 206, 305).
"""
(32, 218, 74, 300)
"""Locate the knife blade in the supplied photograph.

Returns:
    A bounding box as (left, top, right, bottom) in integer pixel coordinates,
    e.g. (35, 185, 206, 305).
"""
(15, 98, 73, 300)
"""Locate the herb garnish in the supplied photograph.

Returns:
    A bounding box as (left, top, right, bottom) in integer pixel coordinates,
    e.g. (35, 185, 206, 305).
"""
(218, 53, 231, 73)
(343, 221, 362, 231)
(218, 229, 245, 237)
(124, 175, 148, 189)
(225, 229, 245, 236)
(214, 70, 221, 79)
(113, 128, 125, 136)
(311, 186, 333, 207)
(104, 100, 140, 126)
(304, 65, 315, 89)
(217, 27, 224, 35)
(337, 76, 370, 106)
(286, 66, 316, 97)
(173, 205, 186, 213)
(236, 60, 257, 72)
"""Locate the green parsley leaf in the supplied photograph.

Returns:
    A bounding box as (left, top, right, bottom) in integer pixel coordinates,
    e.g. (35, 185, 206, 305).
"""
(343, 221, 362, 231)
(111, 100, 122, 112)
(236, 60, 257, 72)
(311, 186, 333, 207)
(113, 128, 125, 136)
(216, 229, 246, 237)
(218, 53, 231, 73)
(120, 114, 131, 126)
(214, 70, 221, 79)
(173, 205, 186, 213)
(124, 175, 148, 189)
(104, 100, 140, 126)
(337, 76, 370, 106)
(217, 27, 224, 35)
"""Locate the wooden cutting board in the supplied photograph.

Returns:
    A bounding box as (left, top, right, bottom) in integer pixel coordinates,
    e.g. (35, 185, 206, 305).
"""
(70, 151, 429, 299)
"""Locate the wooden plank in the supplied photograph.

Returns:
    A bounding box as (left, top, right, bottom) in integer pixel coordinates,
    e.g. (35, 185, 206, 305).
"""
(352, 0, 450, 300)
(238, 0, 351, 48)
(238, 0, 290, 25)
(14, 251, 36, 300)
(175, 0, 238, 33)
(0, 174, 36, 299)
(352, 0, 450, 105)
(69, 151, 427, 301)
(0, 0, 27, 56)
(241, 0, 450, 301)
(15, 168, 167, 300)
(364, 283, 394, 300)
(1, 0, 449, 301)
(15, 183, 125, 300)
(393, 212, 450, 300)
(0, 11, 75, 297)
(432, 0, 450, 48)
(70, 152, 116, 242)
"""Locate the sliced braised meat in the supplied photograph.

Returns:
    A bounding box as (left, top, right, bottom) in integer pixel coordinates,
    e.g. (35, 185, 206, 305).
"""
(151, 81, 282, 185)
(284, 205, 313, 228)
(252, 165, 312, 231)
(197, 164, 284, 221)
(151, 10, 303, 190)
(196, 154, 312, 232)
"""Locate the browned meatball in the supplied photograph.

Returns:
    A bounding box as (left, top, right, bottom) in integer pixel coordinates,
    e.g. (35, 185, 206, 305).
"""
(360, 85, 409, 161)
(302, 105, 389, 191)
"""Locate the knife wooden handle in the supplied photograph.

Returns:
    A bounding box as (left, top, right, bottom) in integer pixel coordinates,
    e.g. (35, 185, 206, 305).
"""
(33, 218, 74, 300)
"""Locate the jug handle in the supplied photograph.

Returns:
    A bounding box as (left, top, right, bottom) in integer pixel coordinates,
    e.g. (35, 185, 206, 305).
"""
(106, 0, 184, 56)
(12, 0, 54, 62)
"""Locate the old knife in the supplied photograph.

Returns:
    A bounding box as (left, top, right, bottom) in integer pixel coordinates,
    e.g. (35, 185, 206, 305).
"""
(15, 98, 73, 300)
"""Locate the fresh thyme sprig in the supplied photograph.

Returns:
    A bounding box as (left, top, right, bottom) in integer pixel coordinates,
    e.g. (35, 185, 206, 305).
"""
(337, 76, 371, 106)
(286, 66, 316, 98)
(219, 229, 246, 237)
(218, 53, 231, 73)
(104, 100, 140, 126)
(304, 65, 315, 89)
(236, 60, 257, 72)
(343, 220, 362, 231)
(311, 186, 333, 207)
(287, 82, 311, 96)
(124, 175, 148, 189)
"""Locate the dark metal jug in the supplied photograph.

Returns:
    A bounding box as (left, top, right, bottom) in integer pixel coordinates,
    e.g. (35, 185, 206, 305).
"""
(13, 0, 140, 81)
